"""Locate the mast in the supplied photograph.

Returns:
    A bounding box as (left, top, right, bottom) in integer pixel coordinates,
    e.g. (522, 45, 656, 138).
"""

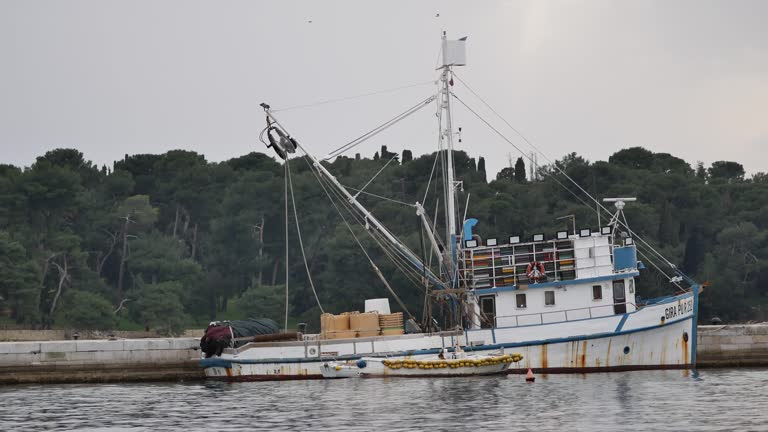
(439, 32, 466, 286)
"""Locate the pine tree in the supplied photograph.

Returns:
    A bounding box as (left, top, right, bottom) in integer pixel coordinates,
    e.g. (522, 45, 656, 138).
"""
(514, 157, 527, 182)
(401, 149, 413, 163)
(477, 157, 487, 183)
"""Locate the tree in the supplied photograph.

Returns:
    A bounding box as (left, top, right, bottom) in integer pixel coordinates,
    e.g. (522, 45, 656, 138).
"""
(496, 167, 515, 181)
(708, 161, 745, 182)
(477, 157, 487, 183)
(401, 149, 413, 164)
(57, 290, 116, 329)
(133, 280, 188, 335)
(609, 147, 654, 170)
(2, 144, 768, 329)
(0, 232, 40, 324)
(115, 195, 159, 301)
(238, 284, 284, 323)
(514, 157, 526, 183)
(695, 161, 707, 180)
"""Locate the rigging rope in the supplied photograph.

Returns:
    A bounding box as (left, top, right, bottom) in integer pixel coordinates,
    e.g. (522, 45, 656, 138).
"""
(273, 80, 435, 113)
(324, 94, 437, 160)
(286, 158, 325, 314)
(341, 184, 414, 207)
(451, 91, 683, 289)
(452, 73, 682, 277)
(284, 161, 289, 330)
(354, 153, 399, 199)
(299, 156, 419, 320)
(450, 81, 686, 289)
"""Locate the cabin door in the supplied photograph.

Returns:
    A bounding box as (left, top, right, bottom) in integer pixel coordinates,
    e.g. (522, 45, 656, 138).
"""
(479, 295, 496, 328)
(613, 280, 627, 314)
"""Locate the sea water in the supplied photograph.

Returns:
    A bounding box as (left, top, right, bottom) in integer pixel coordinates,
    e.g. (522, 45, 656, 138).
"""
(1, 369, 766, 431)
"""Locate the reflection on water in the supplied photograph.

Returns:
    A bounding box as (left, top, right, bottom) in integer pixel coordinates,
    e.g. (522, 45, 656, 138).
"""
(2, 369, 768, 431)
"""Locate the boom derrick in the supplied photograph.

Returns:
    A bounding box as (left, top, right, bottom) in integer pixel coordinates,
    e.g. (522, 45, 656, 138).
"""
(260, 107, 445, 289)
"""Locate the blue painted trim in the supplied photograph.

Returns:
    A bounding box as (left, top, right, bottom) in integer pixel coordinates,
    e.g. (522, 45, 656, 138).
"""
(200, 314, 694, 368)
(614, 314, 629, 332)
(474, 286, 517, 295)
(473, 272, 640, 295)
(461, 314, 693, 353)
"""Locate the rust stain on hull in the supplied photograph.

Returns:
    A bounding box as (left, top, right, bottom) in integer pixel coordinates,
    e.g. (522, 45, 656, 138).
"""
(606, 339, 612, 367)
(541, 344, 548, 369)
(579, 340, 587, 368)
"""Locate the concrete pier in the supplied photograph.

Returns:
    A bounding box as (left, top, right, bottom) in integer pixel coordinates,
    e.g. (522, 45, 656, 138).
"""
(697, 324, 768, 367)
(0, 324, 766, 384)
(0, 338, 203, 385)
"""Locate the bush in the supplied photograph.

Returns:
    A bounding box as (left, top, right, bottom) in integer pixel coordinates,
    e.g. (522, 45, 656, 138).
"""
(58, 290, 116, 329)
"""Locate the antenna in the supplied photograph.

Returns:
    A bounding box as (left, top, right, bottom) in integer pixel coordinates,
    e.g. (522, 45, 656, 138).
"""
(603, 198, 637, 239)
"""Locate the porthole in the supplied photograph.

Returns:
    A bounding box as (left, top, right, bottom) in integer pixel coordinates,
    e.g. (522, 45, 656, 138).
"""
(623, 346, 630, 355)
(309, 348, 317, 355)
(683, 332, 689, 342)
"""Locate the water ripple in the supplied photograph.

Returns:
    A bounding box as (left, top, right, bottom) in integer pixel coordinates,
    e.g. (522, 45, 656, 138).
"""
(1, 369, 767, 431)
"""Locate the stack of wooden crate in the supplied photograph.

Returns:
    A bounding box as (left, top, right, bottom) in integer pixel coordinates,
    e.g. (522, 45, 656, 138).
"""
(379, 312, 404, 336)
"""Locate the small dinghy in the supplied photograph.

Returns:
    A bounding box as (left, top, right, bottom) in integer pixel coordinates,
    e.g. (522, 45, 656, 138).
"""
(357, 349, 522, 378)
(320, 360, 364, 378)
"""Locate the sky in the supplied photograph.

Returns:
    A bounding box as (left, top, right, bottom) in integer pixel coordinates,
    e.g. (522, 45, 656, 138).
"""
(1, 0, 766, 179)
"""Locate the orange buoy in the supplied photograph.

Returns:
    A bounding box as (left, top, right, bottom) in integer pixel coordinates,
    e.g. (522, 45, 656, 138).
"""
(525, 368, 535, 382)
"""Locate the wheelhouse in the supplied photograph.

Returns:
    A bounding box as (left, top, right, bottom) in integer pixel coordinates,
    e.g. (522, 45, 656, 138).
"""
(462, 225, 641, 329)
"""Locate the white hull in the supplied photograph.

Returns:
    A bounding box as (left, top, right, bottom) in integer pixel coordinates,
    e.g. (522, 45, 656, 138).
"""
(201, 292, 697, 380)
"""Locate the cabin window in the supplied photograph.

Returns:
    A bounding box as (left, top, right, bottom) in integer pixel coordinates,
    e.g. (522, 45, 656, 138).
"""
(628, 279, 635, 294)
(544, 290, 555, 306)
(516, 293, 527, 309)
(592, 285, 603, 300)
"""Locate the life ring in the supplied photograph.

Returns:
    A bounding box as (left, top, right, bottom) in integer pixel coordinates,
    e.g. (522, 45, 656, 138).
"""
(526, 261, 546, 283)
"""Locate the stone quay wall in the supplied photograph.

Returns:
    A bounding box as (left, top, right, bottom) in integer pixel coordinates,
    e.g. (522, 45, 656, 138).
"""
(0, 338, 203, 385)
(696, 324, 768, 367)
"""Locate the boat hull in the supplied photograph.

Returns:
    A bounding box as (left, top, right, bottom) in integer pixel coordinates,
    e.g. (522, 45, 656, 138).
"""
(201, 292, 696, 381)
(320, 362, 362, 379)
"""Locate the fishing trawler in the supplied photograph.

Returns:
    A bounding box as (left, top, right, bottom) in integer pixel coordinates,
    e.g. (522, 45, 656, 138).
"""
(200, 34, 700, 381)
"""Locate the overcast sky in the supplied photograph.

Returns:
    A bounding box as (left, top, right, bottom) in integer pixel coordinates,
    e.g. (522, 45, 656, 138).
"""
(1, 0, 766, 178)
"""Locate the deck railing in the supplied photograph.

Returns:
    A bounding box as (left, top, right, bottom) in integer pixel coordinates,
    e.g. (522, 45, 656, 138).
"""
(462, 238, 614, 289)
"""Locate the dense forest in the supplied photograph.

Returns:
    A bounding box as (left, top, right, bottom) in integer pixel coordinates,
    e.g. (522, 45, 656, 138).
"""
(0, 146, 766, 334)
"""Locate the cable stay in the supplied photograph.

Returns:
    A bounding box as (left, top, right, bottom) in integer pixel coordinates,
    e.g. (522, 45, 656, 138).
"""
(272, 80, 435, 113)
(353, 153, 399, 200)
(449, 75, 695, 289)
(323, 94, 437, 161)
(341, 184, 415, 207)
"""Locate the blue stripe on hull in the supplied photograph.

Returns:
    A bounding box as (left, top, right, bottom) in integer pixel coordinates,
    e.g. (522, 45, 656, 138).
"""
(614, 314, 630, 332)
